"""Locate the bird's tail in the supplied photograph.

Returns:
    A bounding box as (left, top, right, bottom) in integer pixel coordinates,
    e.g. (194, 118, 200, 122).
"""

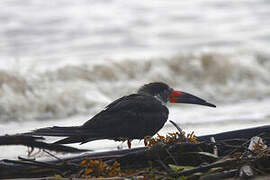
(29, 126, 82, 137)
(28, 126, 101, 144)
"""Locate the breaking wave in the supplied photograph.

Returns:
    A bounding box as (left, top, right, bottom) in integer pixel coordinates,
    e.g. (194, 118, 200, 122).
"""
(0, 51, 270, 122)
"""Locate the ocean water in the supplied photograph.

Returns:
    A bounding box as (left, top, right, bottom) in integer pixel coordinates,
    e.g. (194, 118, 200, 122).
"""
(0, 0, 270, 159)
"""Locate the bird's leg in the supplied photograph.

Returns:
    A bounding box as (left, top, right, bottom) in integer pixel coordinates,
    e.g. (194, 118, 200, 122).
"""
(144, 136, 151, 147)
(144, 138, 148, 146)
(127, 139, 132, 149)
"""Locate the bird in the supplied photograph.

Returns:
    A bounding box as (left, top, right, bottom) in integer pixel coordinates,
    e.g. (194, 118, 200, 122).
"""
(29, 82, 216, 148)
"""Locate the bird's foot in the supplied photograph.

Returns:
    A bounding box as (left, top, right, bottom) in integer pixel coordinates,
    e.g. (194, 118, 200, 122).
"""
(144, 139, 148, 146)
(127, 139, 132, 149)
(144, 136, 152, 147)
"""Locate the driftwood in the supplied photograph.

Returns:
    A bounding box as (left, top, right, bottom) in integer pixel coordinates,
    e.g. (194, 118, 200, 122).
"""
(198, 125, 270, 142)
(1, 125, 270, 179)
(0, 134, 89, 153)
(0, 142, 215, 179)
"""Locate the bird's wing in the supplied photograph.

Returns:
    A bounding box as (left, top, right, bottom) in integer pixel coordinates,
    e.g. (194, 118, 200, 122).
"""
(81, 94, 169, 139)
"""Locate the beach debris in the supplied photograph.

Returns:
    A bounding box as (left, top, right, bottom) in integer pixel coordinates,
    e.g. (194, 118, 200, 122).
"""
(210, 136, 218, 156)
(248, 136, 267, 152)
(239, 164, 254, 178)
(2, 125, 270, 179)
(80, 159, 122, 178)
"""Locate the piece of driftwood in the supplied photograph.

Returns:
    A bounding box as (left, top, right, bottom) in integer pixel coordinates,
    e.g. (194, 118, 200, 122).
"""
(200, 169, 238, 180)
(0, 158, 82, 178)
(0, 134, 88, 153)
(173, 158, 237, 177)
(198, 125, 270, 143)
(0, 142, 214, 179)
(0, 147, 147, 179)
(1, 125, 270, 179)
(197, 125, 270, 156)
(114, 141, 217, 170)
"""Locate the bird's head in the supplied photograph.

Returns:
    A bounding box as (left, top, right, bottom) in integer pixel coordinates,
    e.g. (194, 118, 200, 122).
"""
(138, 82, 216, 107)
